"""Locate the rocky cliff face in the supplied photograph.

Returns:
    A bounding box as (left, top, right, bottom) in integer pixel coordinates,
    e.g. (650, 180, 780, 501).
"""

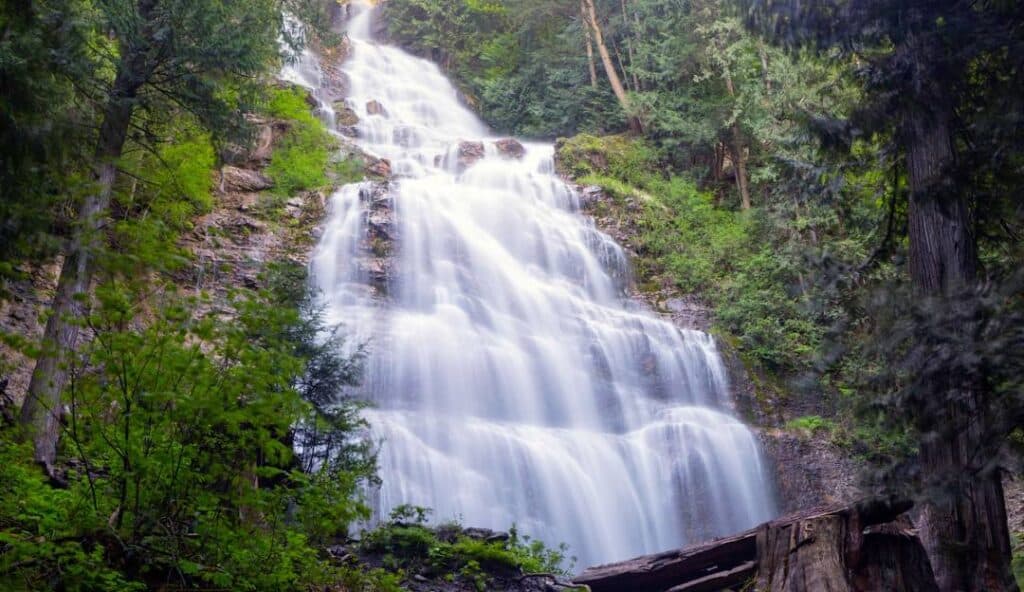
(0, 37, 384, 419)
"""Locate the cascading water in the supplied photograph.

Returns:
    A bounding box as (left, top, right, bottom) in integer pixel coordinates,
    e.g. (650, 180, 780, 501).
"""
(305, 5, 776, 568)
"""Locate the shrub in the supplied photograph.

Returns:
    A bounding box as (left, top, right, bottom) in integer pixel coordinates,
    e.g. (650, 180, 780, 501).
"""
(0, 278, 375, 591)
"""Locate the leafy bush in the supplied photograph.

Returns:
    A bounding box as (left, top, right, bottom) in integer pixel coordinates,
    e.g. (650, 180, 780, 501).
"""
(358, 505, 572, 589)
(0, 277, 374, 591)
(784, 415, 836, 437)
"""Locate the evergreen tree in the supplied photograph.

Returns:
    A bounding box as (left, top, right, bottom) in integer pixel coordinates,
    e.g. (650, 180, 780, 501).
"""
(18, 0, 318, 474)
(739, 1, 1024, 589)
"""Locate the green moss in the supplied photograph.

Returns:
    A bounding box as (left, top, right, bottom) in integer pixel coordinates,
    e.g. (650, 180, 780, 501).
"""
(266, 86, 320, 125)
(334, 155, 366, 184)
(264, 87, 335, 196)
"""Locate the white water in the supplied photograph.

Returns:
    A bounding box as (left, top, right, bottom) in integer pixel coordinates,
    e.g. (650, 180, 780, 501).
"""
(300, 5, 776, 568)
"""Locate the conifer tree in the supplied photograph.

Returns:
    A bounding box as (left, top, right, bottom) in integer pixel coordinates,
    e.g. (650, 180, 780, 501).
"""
(18, 0, 318, 474)
(739, 1, 1024, 589)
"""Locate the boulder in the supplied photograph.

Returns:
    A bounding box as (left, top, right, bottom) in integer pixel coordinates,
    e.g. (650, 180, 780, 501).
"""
(494, 138, 526, 159)
(247, 117, 291, 164)
(580, 185, 605, 206)
(365, 156, 392, 178)
(366, 99, 387, 116)
(334, 102, 360, 127)
(457, 140, 485, 169)
(220, 166, 273, 192)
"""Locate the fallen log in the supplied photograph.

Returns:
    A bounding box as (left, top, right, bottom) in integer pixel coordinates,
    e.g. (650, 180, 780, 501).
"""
(574, 528, 757, 592)
(665, 560, 755, 592)
(574, 498, 936, 592)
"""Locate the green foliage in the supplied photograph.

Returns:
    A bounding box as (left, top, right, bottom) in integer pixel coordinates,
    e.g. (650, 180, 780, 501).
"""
(0, 277, 375, 591)
(107, 124, 217, 275)
(383, 0, 621, 137)
(784, 415, 836, 437)
(265, 87, 335, 196)
(0, 1, 99, 282)
(559, 133, 828, 375)
(334, 156, 366, 185)
(359, 507, 572, 586)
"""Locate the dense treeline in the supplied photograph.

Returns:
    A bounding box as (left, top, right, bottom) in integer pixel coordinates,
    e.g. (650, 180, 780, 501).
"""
(3, 0, 1024, 589)
(384, 0, 1024, 589)
(1, 1, 575, 588)
(0, 1, 388, 589)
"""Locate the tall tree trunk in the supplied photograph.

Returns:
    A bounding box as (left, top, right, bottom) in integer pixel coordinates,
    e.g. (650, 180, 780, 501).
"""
(758, 40, 772, 94)
(582, 0, 598, 89)
(724, 73, 751, 210)
(903, 48, 1017, 591)
(20, 101, 133, 474)
(582, 0, 641, 133)
(620, 0, 640, 92)
(727, 128, 752, 210)
(611, 39, 630, 92)
(19, 0, 154, 473)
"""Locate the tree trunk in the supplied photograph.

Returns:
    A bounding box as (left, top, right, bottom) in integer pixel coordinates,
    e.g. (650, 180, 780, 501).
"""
(20, 103, 133, 473)
(581, 0, 598, 89)
(611, 38, 630, 92)
(730, 125, 752, 210)
(723, 73, 751, 209)
(620, 0, 640, 92)
(903, 48, 1017, 591)
(758, 40, 772, 94)
(582, 0, 641, 133)
(19, 1, 154, 472)
(576, 499, 935, 592)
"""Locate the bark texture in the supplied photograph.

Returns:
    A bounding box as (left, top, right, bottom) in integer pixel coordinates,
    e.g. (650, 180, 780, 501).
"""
(723, 73, 751, 209)
(581, 0, 598, 88)
(575, 499, 935, 592)
(582, 0, 641, 133)
(19, 0, 155, 472)
(902, 36, 1017, 592)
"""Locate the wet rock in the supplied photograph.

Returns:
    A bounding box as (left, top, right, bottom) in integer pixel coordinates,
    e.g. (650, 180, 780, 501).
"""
(367, 210, 394, 241)
(462, 527, 503, 541)
(220, 166, 273, 193)
(580, 185, 604, 206)
(758, 428, 861, 513)
(457, 140, 485, 169)
(393, 125, 421, 148)
(327, 544, 355, 562)
(359, 182, 391, 205)
(334, 102, 360, 127)
(365, 156, 392, 178)
(357, 257, 391, 292)
(284, 196, 305, 218)
(245, 116, 291, 164)
(494, 138, 526, 159)
(366, 99, 387, 116)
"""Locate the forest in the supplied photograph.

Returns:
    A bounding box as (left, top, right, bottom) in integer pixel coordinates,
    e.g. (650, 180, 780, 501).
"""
(1, 0, 1023, 590)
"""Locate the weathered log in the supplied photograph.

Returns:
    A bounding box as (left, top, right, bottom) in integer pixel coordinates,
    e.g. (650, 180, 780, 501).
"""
(665, 560, 755, 592)
(574, 499, 936, 592)
(575, 528, 757, 592)
(756, 510, 855, 591)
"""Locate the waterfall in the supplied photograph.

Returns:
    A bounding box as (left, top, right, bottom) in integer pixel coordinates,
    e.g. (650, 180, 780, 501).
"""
(303, 5, 776, 568)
